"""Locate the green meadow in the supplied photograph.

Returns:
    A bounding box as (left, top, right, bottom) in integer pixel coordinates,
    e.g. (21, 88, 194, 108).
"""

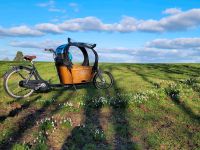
(0, 61, 200, 150)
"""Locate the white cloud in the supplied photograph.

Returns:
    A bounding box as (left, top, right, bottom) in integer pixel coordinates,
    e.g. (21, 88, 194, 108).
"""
(36, 16, 138, 33)
(162, 8, 182, 15)
(114, 16, 138, 32)
(138, 9, 200, 32)
(0, 25, 43, 37)
(138, 38, 200, 62)
(1, 8, 200, 37)
(9, 40, 63, 49)
(33, 8, 200, 33)
(58, 17, 106, 31)
(146, 38, 200, 49)
(35, 23, 62, 34)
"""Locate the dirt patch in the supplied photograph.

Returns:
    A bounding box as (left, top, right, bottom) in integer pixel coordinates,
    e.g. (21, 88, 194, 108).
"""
(132, 136, 140, 142)
(11, 102, 21, 109)
(99, 107, 112, 131)
(139, 104, 149, 112)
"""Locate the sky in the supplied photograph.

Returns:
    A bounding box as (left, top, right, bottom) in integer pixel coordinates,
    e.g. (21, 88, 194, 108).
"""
(1, 0, 200, 63)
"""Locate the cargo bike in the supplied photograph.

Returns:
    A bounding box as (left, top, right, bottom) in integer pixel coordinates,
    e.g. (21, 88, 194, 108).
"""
(3, 38, 114, 98)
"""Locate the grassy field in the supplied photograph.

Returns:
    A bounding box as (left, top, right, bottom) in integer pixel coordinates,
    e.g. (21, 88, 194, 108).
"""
(0, 61, 200, 150)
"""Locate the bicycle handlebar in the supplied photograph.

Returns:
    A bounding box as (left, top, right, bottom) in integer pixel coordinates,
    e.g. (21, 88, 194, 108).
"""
(44, 38, 96, 56)
(44, 48, 55, 53)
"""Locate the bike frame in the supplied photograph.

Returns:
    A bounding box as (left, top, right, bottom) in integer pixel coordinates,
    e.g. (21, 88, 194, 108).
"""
(29, 61, 44, 81)
(24, 60, 100, 88)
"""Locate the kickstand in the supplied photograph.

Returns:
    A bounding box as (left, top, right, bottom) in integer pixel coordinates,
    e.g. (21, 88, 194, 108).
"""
(72, 84, 77, 91)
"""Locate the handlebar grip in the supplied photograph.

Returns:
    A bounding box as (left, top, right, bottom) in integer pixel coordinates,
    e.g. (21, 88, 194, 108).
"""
(68, 38, 71, 44)
(92, 44, 96, 48)
(44, 48, 54, 52)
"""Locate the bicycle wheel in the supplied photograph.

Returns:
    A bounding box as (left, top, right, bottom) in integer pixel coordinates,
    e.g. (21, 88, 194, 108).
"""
(93, 71, 114, 89)
(4, 66, 36, 98)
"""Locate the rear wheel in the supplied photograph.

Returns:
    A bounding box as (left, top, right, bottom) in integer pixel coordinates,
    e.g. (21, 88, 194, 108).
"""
(3, 66, 36, 99)
(93, 71, 114, 89)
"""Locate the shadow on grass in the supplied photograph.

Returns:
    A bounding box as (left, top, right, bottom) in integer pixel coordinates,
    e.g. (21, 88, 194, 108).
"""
(107, 67, 136, 150)
(110, 65, 160, 88)
(0, 88, 75, 149)
(61, 86, 110, 150)
(126, 66, 159, 88)
(61, 67, 136, 149)
(135, 64, 200, 123)
(126, 64, 186, 82)
(167, 93, 200, 123)
(0, 96, 41, 123)
(144, 64, 200, 79)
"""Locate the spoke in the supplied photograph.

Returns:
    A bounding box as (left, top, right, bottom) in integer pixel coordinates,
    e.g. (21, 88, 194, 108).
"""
(17, 72, 26, 79)
(96, 74, 111, 88)
(6, 69, 35, 98)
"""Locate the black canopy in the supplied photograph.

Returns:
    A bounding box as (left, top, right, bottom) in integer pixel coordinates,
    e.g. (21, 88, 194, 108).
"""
(63, 38, 99, 71)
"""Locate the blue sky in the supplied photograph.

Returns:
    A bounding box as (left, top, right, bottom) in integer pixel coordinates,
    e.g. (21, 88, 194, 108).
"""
(1, 0, 200, 62)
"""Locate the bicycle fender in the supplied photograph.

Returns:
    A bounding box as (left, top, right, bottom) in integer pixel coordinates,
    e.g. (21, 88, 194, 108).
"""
(3, 65, 33, 79)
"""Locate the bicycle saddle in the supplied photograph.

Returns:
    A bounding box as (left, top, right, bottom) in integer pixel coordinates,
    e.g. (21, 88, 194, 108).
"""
(24, 55, 36, 61)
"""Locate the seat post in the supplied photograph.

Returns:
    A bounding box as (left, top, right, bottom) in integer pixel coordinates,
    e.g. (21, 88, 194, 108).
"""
(30, 60, 35, 68)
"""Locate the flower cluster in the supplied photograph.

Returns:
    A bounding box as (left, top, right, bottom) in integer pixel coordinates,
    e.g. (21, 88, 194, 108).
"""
(76, 124, 106, 141)
(157, 80, 175, 88)
(78, 101, 85, 108)
(60, 117, 73, 128)
(59, 102, 73, 108)
(39, 117, 56, 132)
(78, 90, 160, 108)
(181, 78, 198, 85)
(181, 77, 200, 92)
(36, 98, 55, 105)
(108, 94, 128, 108)
(85, 96, 105, 108)
(58, 102, 80, 112)
(34, 131, 46, 144)
(37, 116, 73, 133)
(108, 90, 158, 105)
(93, 128, 106, 141)
(131, 92, 149, 104)
(165, 83, 181, 100)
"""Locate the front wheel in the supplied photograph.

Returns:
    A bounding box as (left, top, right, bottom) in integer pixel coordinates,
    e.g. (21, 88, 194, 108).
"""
(93, 71, 114, 89)
(3, 66, 36, 99)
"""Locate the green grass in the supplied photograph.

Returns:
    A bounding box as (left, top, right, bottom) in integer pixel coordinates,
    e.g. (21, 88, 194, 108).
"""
(0, 61, 200, 150)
